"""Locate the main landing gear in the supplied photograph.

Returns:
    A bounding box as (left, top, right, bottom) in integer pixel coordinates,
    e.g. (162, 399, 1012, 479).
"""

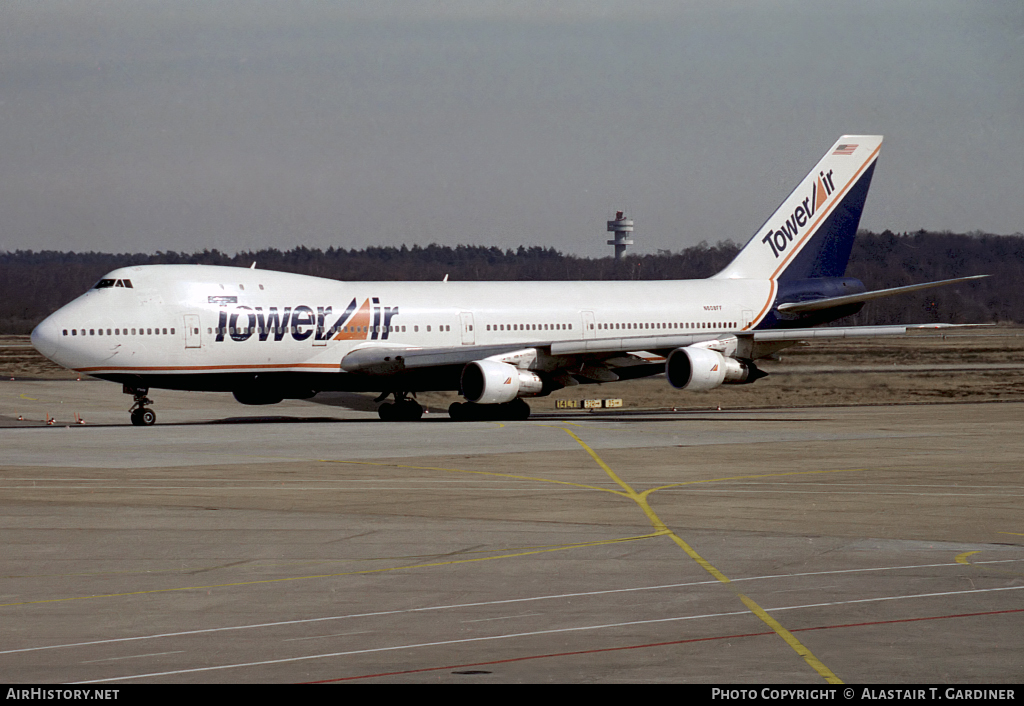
(374, 392, 533, 422)
(125, 385, 156, 426)
(448, 398, 531, 422)
(376, 392, 424, 421)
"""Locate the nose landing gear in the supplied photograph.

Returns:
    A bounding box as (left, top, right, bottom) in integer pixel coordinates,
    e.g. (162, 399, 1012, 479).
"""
(124, 385, 156, 426)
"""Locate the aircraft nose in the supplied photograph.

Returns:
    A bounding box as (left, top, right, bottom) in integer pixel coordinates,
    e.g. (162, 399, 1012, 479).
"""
(31, 317, 60, 360)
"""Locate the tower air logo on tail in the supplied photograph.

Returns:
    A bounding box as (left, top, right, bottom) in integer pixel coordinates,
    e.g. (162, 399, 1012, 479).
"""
(761, 169, 836, 259)
(711, 135, 881, 283)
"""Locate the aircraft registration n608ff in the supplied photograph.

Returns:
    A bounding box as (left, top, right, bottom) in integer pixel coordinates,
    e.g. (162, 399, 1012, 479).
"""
(31, 135, 985, 424)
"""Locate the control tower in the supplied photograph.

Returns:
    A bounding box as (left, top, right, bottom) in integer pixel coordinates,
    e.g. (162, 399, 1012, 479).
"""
(606, 211, 634, 261)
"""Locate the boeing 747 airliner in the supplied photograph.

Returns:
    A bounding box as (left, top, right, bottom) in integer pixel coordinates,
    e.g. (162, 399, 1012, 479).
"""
(30, 135, 984, 424)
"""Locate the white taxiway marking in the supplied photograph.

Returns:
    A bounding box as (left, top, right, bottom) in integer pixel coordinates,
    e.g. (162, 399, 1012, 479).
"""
(282, 632, 372, 642)
(81, 651, 184, 663)
(3, 558, 1021, 659)
(75, 584, 1024, 683)
(461, 613, 545, 623)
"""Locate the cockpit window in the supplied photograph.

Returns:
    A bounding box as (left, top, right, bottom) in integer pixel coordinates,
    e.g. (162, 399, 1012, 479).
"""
(92, 278, 133, 289)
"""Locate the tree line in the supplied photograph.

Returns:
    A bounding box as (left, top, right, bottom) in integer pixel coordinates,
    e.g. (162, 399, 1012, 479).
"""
(0, 230, 1019, 334)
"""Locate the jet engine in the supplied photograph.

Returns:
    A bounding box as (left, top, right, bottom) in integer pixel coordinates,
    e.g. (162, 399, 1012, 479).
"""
(665, 347, 764, 392)
(461, 360, 544, 405)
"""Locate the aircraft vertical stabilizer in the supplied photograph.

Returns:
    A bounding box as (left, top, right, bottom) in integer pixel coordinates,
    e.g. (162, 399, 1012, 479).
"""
(714, 135, 882, 281)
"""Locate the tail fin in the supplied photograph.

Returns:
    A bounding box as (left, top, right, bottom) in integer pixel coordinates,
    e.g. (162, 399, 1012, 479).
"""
(714, 135, 882, 281)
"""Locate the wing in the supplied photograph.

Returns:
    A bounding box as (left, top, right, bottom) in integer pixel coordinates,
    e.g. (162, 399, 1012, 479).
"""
(340, 323, 970, 378)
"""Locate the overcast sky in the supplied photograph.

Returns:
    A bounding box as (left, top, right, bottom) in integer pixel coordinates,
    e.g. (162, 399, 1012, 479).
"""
(0, 1, 1020, 257)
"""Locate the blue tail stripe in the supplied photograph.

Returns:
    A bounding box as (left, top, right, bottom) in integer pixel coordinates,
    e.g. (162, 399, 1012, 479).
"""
(778, 161, 877, 280)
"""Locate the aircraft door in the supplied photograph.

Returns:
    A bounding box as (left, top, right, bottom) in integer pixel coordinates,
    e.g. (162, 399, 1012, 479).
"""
(313, 310, 328, 346)
(184, 314, 202, 348)
(581, 311, 596, 339)
(459, 312, 475, 345)
(742, 309, 753, 331)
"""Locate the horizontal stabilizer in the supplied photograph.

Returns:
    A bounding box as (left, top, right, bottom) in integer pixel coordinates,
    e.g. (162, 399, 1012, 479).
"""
(776, 275, 989, 313)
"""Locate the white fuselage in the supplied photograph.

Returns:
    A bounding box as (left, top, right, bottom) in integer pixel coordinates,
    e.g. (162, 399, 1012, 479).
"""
(31, 264, 774, 384)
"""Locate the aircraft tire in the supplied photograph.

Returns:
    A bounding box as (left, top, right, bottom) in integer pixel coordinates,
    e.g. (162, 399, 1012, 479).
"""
(507, 399, 531, 421)
(449, 400, 530, 422)
(400, 400, 424, 421)
(379, 400, 424, 421)
(131, 408, 156, 426)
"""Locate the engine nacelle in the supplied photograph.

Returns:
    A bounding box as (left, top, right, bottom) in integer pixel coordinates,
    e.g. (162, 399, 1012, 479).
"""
(461, 360, 544, 405)
(666, 347, 763, 392)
